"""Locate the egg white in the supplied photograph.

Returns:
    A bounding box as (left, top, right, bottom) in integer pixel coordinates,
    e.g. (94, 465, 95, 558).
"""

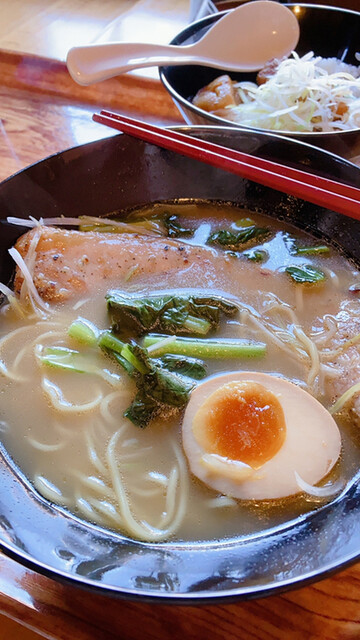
(182, 371, 341, 500)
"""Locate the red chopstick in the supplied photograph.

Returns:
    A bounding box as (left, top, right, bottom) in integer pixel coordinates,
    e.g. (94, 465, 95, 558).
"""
(93, 111, 360, 222)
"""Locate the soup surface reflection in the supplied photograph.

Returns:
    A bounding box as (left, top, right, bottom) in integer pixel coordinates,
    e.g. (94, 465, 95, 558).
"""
(0, 202, 359, 542)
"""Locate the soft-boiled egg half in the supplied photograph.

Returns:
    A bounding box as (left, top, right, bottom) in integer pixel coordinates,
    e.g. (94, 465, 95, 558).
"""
(182, 372, 341, 500)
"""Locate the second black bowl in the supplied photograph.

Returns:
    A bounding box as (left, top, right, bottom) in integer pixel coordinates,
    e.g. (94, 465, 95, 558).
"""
(160, 3, 360, 159)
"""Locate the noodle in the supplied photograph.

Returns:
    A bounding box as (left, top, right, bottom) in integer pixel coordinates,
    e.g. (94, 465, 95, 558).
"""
(1, 203, 359, 543)
(28, 438, 65, 452)
(41, 378, 103, 413)
(75, 495, 105, 525)
(85, 431, 109, 477)
(75, 474, 115, 500)
(99, 390, 134, 428)
(312, 314, 338, 346)
(87, 498, 123, 527)
(34, 475, 69, 506)
(320, 333, 360, 361)
(106, 428, 165, 541)
(329, 382, 360, 415)
(293, 326, 321, 390)
(130, 485, 164, 498)
(246, 310, 308, 362)
(157, 467, 179, 528)
(73, 298, 91, 310)
(0, 359, 27, 382)
(103, 428, 189, 542)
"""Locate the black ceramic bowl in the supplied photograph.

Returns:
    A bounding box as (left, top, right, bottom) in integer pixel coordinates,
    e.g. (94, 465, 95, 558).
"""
(159, 4, 360, 159)
(0, 127, 360, 603)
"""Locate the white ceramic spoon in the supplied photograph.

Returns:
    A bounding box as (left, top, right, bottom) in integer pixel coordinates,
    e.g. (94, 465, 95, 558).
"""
(66, 1, 300, 86)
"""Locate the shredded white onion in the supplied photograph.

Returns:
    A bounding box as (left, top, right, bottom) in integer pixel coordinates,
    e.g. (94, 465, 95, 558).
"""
(294, 471, 343, 498)
(226, 52, 360, 133)
(8, 247, 49, 314)
(7, 216, 128, 228)
(0, 282, 15, 299)
(6, 215, 162, 235)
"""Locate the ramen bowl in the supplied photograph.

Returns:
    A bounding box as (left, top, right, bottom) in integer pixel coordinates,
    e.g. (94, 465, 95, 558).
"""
(0, 127, 360, 603)
(159, 4, 360, 159)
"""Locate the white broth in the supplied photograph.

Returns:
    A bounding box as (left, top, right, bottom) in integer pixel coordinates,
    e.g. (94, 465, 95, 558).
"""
(0, 202, 359, 542)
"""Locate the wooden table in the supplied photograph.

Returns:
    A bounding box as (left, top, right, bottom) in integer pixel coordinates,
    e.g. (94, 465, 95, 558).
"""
(1, 2, 360, 638)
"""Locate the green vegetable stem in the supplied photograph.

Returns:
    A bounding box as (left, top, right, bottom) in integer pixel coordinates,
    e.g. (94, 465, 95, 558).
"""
(294, 245, 330, 256)
(68, 318, 99, 346)
(143, 335, 266, 359)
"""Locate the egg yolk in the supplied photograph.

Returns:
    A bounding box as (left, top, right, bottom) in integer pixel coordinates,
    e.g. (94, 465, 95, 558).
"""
(192, 380, 286, 469)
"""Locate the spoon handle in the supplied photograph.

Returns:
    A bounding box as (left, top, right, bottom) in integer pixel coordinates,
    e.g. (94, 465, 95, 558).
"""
(66, 42, 199, 85)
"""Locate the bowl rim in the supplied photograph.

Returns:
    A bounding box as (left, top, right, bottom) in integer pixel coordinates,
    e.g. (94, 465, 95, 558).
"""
(0, 129, 360, 603)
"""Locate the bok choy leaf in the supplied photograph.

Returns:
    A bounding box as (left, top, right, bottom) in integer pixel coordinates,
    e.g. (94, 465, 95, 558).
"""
(106, 292, 238, 337)
(208, 220, 269, 249)
(285, 264, 326, 284)
(106, 342, 197, 428)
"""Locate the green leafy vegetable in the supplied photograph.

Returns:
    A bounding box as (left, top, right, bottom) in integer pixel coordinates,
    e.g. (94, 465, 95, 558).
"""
(143, 335, 266, 359)
(59, 275, 267, 428)
(96, 331, 206, 427)
(158, 354, 207, 380)
(208, 222, 269, 249)
(285, 264, 326, 284)
(242, 248, 268, 262)
(163, 214, 194, 238)
(109, 343, 196, 428)
(124, 394, 160, 430)
(106, 292, 238, 337)
(131, 344, 194, 407)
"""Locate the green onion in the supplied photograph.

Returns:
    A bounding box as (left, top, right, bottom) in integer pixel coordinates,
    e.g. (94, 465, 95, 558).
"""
(111, 351, 134, 375)
(120, 344, 148, 374)
(143, 335, 266, 359)
(38, 346, 87, 373)
(36, 346, 120, 385)
(295, 245, 330, 256)
(68, 319, 98, 346)
(98, 330, 125, 355)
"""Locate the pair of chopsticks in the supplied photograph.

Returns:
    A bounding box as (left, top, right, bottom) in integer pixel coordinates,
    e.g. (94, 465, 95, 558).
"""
(92, 110, 360, 222)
